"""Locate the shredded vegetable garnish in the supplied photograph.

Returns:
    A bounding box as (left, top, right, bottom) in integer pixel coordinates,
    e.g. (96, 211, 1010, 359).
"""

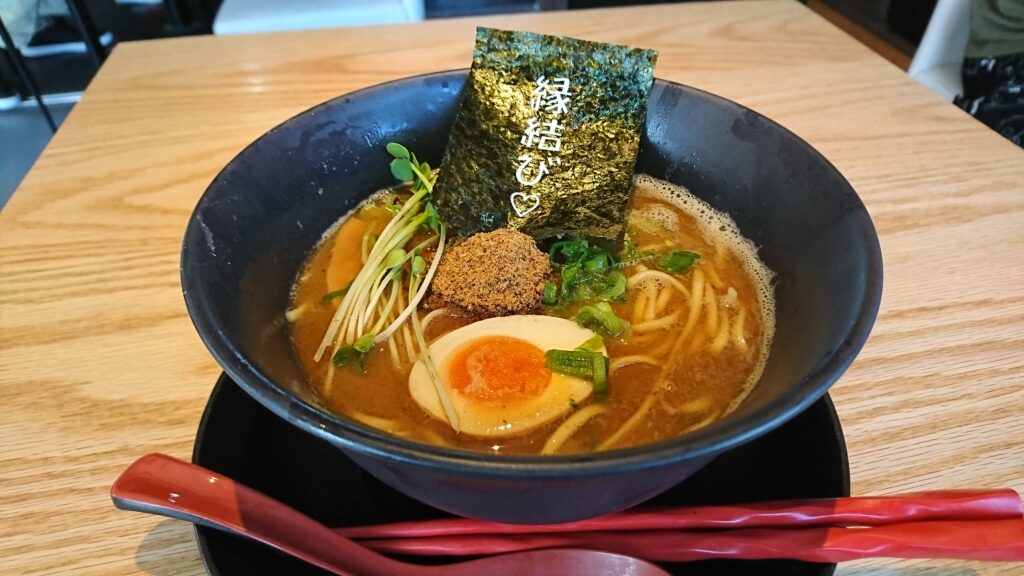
(314, 143, 457, 428)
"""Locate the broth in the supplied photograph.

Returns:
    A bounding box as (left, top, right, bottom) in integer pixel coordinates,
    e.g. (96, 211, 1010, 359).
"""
(289, 175, 774, 454)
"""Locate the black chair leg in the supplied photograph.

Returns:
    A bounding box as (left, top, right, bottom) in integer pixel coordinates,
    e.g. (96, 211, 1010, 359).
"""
(164, 0, 191, 29)
(65, 0, 107, 67)
(0, 16, 57, 133)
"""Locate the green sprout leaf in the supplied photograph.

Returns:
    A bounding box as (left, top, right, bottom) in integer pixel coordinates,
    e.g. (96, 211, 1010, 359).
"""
(423, 202, 440, 233)
(384, 248, 406, 269)
(354, 333, 375, 353)
(390, 158, 414, 182)
(386, 142, 410, 160)
(411, 255, 426, 277)
(332, 346, 356, 367)
(321, 281, 352, 302)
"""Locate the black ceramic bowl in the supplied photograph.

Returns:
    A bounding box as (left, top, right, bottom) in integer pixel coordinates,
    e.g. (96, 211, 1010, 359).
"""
(181, 70, 881, 524)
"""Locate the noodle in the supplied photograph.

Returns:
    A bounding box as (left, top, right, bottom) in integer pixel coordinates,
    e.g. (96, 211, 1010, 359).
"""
(323, 362, 335, 395)
(680, 397, 711, 413)
(644, 284, 658, 320)
(681, 411, 719, 434)
(705, 266, 725, 290)
(633, 309, 683, 334)
(376, 292, 402, 369)
(284, 304, 307, 322)
(688, 318, 709, 352)
(630, 332, 675, 357)
(418, 428, 451, 447)
(678, 268, 705, 343)
(396, 289, 417, 363)
(732, 306, 748, 352)
(420, 307, 450, 334)
(628, 269, 690, 297)
(350, 409, 400, 433)
(385, 332, 401, 369)
(599, 393, 657, 450)
(632, 291, 648, 324)
(714, 239, 726, 268)
(610, 354, 660, 374)
(710, 299, 731, 353)
(655, 287, 673, 313)
(541, 405, 607, 454)
(704, 285, 718, 335)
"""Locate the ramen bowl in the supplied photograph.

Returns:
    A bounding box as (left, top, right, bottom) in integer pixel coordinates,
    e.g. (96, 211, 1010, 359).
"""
(181, 70, 881, 523)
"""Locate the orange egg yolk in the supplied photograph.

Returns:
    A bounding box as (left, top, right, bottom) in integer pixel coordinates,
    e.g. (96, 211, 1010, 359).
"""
(448, 336, 551, 405)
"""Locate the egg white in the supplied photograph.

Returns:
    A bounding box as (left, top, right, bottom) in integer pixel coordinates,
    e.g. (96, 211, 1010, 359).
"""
(408, 315, 604, 437)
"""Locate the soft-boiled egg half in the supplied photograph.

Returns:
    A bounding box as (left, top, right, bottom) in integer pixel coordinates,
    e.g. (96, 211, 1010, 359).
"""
(408, 315, 604, 437)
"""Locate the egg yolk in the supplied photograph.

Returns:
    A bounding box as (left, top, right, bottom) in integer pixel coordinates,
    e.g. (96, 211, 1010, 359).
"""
(448, 336, 551, 405)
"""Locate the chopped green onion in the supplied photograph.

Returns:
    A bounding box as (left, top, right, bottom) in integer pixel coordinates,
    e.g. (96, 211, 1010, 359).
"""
(543, 281, 559, 306)
(584, 253, 610, 272)
(569, 398, 579, 410)
(599, 270, 627, 301)
(544, 236, 639, 308)
(658, 250, 700, 274)
(576, 301, 628, 337)
(575, 334, 604, 352)
(545, 349, 595, 378)
(546, 348, 610, 394)
(592, 352, 608, 395)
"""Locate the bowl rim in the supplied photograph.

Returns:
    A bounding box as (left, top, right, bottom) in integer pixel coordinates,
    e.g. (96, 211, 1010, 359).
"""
(182, 69, 882, 477)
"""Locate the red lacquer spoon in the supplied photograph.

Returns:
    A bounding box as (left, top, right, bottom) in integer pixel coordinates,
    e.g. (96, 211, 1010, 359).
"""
(111, 453, 669, 576)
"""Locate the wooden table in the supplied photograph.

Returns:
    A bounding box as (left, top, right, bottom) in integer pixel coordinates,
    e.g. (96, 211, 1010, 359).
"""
(2, 1, 1021, 574)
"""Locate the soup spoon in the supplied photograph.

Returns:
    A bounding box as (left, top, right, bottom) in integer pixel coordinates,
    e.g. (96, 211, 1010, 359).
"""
(111, 453, 669, 576)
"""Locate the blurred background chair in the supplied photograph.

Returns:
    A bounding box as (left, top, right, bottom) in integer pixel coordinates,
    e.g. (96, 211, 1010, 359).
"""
(212, 0, 424, 36)
(907, 0, 970, 100)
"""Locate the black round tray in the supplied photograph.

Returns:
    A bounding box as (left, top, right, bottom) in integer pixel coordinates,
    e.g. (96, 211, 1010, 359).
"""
(193, 374, 849, 576)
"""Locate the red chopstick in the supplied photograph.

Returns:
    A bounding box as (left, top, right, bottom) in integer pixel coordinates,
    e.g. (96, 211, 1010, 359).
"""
(337, 489, 1023, 539)
(357, 519, 1024, 562)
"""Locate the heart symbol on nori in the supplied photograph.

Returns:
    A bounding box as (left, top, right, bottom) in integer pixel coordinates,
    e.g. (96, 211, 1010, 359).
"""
(510, 192, 541, 217)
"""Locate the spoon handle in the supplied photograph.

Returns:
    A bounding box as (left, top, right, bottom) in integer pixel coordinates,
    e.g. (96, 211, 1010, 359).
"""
(110, 453, 416, 576)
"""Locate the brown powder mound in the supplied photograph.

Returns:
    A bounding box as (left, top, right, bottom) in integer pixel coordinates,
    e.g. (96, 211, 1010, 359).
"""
(432, 229, 551, 318)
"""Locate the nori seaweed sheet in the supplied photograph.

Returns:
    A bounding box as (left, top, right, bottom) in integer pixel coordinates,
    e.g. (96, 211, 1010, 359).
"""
(433, 28, 657, 243)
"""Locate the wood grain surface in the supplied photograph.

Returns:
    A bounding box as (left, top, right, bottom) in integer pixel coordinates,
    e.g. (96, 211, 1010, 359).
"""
(1, 1, 1022, 574)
